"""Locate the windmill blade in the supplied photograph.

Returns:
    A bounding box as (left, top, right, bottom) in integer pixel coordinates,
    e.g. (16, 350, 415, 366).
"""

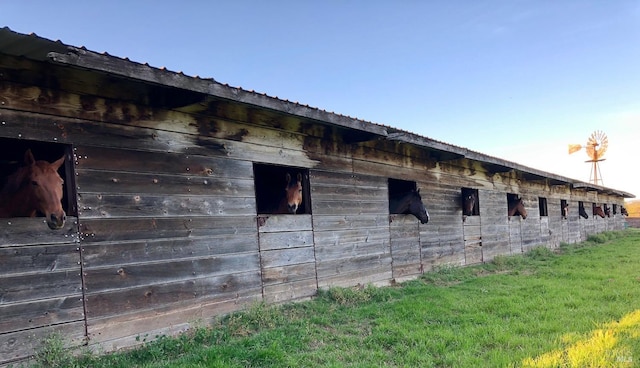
(568, 144, 582, 154)
(586, 130, 608, 159)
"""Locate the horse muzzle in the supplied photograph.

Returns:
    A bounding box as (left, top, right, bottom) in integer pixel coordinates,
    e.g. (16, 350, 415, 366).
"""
(47, 212, 67, 230)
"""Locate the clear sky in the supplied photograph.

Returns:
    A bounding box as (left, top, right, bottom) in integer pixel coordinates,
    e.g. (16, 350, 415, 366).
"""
(2, 1, 639, 198)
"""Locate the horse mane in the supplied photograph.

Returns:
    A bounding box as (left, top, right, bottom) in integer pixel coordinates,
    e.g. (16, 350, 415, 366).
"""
(389, 189, 419, 213)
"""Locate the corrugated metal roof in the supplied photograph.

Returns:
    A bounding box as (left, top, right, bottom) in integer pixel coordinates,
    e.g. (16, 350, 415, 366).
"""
(0, 27, 633, 198)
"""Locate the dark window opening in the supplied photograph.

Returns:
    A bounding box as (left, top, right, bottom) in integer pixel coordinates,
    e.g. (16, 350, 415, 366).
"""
(461, 187, 479, 216)
(560, 199, 568, 219)
(613, 204, 618, 215)
(253, 163, 310, 215)
(388, 178, 416, 214)
(538, 197, 548, 217)
(0, 137, 76, 217)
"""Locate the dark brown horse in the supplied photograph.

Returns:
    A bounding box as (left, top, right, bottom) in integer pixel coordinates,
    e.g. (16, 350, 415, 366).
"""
(0, 149, 66, 229)
(462, 191, 477, 216)
(621, 206, 629, 216)
(578, 202, 589, 219)
(276, 173, 303, 214)
(508, 197, 527, 219)
(390, 189, 429, 224)
(593, 204, 606, 218)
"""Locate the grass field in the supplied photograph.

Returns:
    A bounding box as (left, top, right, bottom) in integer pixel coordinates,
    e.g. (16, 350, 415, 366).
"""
(27, 229, 640, 367)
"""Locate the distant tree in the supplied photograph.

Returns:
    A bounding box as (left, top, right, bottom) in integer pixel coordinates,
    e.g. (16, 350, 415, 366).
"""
(625, 200, 640, 217)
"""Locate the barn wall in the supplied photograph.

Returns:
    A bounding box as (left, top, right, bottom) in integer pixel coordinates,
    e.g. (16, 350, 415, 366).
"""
(0, 54, 630, 364)
(0, 218, 84, 363)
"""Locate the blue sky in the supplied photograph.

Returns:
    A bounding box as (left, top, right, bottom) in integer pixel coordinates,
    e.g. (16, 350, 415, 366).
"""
(2, 1, 639, 198)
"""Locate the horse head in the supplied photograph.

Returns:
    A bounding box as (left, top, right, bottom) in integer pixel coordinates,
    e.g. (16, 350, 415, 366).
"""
(408, 189, 429, 224)
(462, 191, 476, 216)
(603, 204, 611, 217)
(283, 173, 303, 214)
(562, 202, 569, 219)
(621, 206, 628, 216)
(579, 203, 589, 219)
(0, 150, 67, 229)
(508, 197, 527, 219)
(593, 205, 605, 218)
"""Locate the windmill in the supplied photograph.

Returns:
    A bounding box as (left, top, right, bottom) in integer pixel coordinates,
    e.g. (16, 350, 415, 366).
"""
(568, 130, 608, 186)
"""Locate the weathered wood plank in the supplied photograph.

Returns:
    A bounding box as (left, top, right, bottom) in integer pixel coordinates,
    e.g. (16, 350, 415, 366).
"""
(81, 235, 258, 268)
(260, 247, 315, 268)
(389, 215, 421, 280)
(0, 296, 84, 334)
(261, 263, 317, 286)
(0, 244, 80, 275)
(258, 231, 314, 251)
(263, 278, 317, 304)
(78, 216, 256, 243)
(86, 288, 261, 345)
(0, 110, 317, 167)
(0, 217, 79, 247)
(75, 145, 252, 178)
(0, 270, 82, 305)
(257, 214, 312, 233)
(78, 194, 256, 218)
(312, 200, 387, 216)
(314, 228, 390, 261)
(84, 253, 260, 293)
(76, 169, 256, 197)
(315, 250, 391, 277)
(0, 321, 86, 365)
(316, 256, 393, 288)
(85, 271, 262, 319)
(312, 214, 388, 231)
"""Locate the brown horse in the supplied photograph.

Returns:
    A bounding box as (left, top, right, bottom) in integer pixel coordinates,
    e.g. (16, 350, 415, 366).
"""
(579, 202, 589, 219)
(593, 204, 606, 218)
(508, 197, 527, 219)
(561, 201, 569, 219)
(390, 189, 429, 224)
(462, 190, 477, 216)
(0, 149, 66, 229)
(276, 173, 303, 214)
(603, 204, 611, 217)
(621, 206, 629, 216)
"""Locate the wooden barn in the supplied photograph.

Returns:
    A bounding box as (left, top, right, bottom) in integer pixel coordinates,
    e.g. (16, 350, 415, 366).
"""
(0, 28, 633, 364)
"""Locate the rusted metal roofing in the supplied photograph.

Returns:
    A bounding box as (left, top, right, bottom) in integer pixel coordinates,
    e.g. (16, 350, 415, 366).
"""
(0, 27, 633, 198)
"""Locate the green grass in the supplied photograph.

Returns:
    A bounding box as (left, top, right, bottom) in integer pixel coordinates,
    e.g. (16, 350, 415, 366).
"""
(25, 229, 640, 367)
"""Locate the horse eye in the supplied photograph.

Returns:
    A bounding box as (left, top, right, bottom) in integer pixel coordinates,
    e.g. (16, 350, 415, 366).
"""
(31, 180, 38, 186)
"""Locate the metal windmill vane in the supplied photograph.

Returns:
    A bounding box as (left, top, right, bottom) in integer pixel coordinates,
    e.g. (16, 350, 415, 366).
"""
(568, 130, 608, 186)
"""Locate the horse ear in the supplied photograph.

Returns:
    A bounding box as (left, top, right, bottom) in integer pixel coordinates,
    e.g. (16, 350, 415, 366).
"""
(285, 173, 291, 184)
(297, 173, 302, 182)
(24, 149, 36, 166)
(52, 155, 66, 170)
(416, 188, 420, 194)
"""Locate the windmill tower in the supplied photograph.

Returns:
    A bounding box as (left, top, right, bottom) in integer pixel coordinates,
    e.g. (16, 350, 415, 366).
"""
(568, 130, 608, 186)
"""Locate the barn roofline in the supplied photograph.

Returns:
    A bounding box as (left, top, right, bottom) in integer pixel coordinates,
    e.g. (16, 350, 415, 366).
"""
(0, 27, 633, 199)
